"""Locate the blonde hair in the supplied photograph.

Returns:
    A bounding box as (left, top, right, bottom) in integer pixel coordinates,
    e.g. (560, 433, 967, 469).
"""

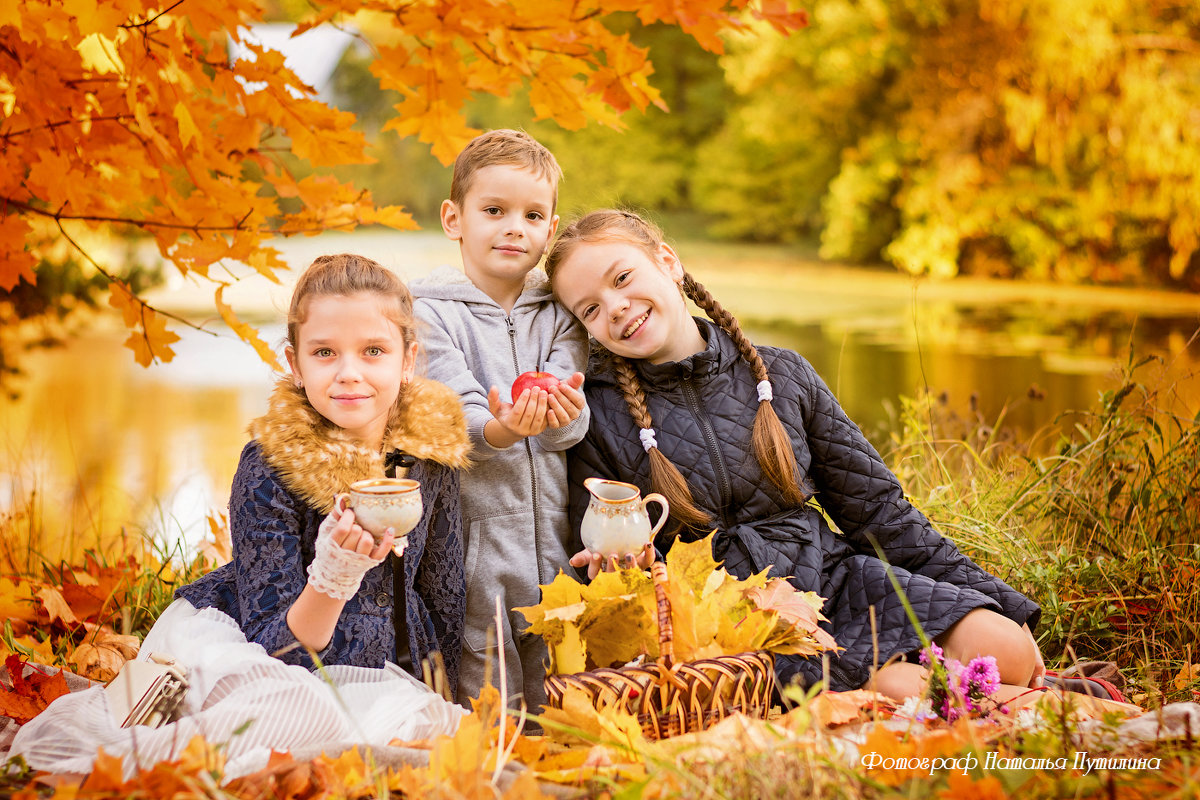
(450, 128, 563, 209)
(287, 252, 418, 362)
(546, 210, 809, 528)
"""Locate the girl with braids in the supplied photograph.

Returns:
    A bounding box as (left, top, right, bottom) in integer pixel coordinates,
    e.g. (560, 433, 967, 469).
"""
(545, 210, 1044, 701)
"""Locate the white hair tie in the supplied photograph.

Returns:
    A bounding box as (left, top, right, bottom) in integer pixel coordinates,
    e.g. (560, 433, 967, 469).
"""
(639, 427, 658, 452)
(756, 379, 773, 403)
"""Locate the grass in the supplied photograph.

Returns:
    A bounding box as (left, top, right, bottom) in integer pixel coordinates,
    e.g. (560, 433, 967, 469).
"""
(882, 349, 1200, 707)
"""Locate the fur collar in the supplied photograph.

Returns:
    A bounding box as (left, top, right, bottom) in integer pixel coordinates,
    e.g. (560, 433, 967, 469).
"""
(249, 377, 472, 513)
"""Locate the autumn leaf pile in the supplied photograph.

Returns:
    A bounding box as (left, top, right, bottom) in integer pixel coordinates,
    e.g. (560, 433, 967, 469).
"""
(0, 553, 141, 681)
(517, 533, 838, 675)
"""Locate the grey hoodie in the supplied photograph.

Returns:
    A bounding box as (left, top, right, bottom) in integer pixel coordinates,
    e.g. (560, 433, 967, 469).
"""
(411, 265, 590, 707)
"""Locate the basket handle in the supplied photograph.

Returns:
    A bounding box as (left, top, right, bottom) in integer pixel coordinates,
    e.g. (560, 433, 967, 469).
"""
(652, 561, 674, 665)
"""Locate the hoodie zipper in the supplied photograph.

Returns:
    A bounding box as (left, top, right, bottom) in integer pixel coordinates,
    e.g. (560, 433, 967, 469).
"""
(508, 315, 544, 583)
(680, 374, 733, 529)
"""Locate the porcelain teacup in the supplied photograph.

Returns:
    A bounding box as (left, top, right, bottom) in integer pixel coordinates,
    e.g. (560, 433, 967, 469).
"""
(335, 478, 422, 552)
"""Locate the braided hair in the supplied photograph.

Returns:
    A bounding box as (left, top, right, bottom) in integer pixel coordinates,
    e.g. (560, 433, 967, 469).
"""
(546, 210, 808, 530)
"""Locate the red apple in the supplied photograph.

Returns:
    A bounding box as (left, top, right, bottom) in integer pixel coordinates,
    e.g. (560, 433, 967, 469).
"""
(512, 371, 560, 399)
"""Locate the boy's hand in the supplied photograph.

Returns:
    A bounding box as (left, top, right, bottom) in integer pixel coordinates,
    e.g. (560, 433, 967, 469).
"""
(546, 372, 586, 429)
(487, 383, 551, 443)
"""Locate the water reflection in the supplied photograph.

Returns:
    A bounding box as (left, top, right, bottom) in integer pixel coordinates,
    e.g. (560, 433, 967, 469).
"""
(3, 234, 1199, 563)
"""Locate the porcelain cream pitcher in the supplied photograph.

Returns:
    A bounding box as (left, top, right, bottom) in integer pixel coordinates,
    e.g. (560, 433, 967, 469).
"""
(580, 478, 669, 558)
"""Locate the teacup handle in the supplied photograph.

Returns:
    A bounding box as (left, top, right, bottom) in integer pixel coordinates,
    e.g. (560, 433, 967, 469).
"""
(641, 492, 670, 538)
(334, 492, 350, 515)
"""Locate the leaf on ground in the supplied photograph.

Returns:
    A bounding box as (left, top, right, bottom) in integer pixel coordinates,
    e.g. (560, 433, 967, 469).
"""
(322, 746, 375, 795)
(858, 723, 977, 787)
(79, 748, 127, 793)
(938, 770, 1009, 800)
(539, 684, 646, 753)
(808, 689, 894, 727)
(0, 634, 57, 665)
(35, 587, 78, 627)
(429, 684, 506, 793)
(226, 750, 335, 800)
(69, 625, 139, 682)
(0, 654, 71, 725)
(0, 578, 41, 625)
(1173, 662, 1200, 690)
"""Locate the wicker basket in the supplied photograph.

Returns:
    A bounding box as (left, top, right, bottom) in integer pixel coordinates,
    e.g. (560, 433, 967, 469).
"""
(544, 562, 776, 740)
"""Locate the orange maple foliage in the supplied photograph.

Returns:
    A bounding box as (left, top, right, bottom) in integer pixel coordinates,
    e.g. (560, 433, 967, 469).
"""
(858, 721, 982, 788)
(0, 654, 71, 725)
(1, 0, 806, 369)
(0, 553, 145, 680)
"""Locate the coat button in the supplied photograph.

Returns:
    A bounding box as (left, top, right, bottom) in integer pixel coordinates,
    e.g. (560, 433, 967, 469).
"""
(375, 592, 390, 608)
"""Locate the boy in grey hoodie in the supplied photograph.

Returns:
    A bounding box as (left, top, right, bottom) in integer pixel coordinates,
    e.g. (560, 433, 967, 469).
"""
(410, 130, 590, 710)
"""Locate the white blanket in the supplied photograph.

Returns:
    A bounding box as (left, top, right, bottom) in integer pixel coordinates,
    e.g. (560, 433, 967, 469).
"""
(9, 600, 465, 780)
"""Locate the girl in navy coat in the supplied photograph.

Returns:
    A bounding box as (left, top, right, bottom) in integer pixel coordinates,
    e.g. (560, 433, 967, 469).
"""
(545, 210, 1043, 702)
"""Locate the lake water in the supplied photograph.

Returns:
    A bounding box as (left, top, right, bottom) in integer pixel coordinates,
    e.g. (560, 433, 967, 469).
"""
(3, 231, 1199, 561)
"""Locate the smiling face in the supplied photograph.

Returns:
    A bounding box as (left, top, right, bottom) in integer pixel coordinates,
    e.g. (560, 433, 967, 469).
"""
(440, 164, 559, 305)
(551, 238, 706, 364)
(285, 292, 418, 449)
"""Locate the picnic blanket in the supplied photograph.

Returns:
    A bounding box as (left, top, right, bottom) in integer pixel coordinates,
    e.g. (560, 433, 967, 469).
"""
(7, 600, 465, 780)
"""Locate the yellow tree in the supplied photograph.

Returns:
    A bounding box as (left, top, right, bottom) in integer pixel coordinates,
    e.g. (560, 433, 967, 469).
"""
(0, 0, 806, 369)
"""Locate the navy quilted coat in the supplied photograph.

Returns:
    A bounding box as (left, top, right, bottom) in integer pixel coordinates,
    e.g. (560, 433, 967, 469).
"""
(568, 319, 1040, 692)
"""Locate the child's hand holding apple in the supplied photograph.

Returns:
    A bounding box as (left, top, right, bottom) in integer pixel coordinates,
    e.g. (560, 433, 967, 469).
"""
(484, 371, 586, 446)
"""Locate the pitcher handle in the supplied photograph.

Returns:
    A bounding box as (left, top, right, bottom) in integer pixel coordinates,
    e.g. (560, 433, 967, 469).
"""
(641, 492, 670, 538)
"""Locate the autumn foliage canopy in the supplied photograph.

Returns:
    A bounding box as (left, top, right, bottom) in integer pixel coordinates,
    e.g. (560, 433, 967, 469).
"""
(0, 0, 806, 368)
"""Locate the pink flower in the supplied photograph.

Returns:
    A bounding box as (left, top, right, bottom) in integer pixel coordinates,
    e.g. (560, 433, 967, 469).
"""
(962, 655, 1001, 697)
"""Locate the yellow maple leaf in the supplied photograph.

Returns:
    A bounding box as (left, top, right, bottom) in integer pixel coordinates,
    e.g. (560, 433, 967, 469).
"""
(0, 577, 39, 625)
(539, 684, 646, 752)
(322, 746, 374, 793)
(1173, 663, 1200, 691)
(109, 281, 181, 366)
(35, 587, 79, 626)
(173, 101, 200, 149)
(215, 285, 283, 372)
(0, 634, 57, 665)
(578, 592, 656, 670)
(529, 59, 589, 130)
(77, 33, 125, 75)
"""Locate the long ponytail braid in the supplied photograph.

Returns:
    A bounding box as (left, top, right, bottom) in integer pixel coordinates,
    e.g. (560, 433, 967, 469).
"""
(611, 355, 712, 528)
(682, 273, 809, 505)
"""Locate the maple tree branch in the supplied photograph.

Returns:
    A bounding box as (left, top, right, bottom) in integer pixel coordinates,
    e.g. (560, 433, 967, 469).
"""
(53, 220, 217, 338)
(5, 197, 258, 234)
(121, 0, 187, 30)
(6, 196, 363, 238)
(1, 114, 153, 140)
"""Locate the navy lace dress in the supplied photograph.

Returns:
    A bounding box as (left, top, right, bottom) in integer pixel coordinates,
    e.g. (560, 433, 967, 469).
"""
(177, 442, 466, 690)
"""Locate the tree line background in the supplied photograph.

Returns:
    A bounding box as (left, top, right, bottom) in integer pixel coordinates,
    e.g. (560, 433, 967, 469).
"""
(2, 0, 1198, 388)
(332, 0, 1200, 290)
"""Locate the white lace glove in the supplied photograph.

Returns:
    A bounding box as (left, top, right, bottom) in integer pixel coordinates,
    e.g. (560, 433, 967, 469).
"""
(306, 511, 387, 601)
